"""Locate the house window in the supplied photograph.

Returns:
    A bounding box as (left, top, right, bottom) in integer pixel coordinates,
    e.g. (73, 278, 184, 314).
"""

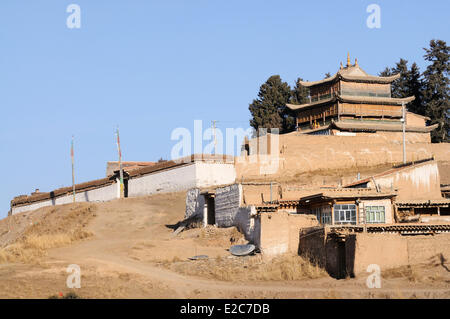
(365, 206, 385, 223)
(312, 207, 321, 222)
(334, 204, 357, 225)
(321, 206, 332, 224)
(312, 206, 332, 225)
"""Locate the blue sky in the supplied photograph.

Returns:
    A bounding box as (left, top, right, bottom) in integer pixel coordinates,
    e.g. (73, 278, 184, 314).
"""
(0, 0, 448, 217)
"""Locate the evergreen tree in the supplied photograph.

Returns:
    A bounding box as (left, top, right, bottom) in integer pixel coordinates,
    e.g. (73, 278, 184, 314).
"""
(379, 59, 425, 116)
(423, 39, 450, 142)
(407, 63, 425, 116)
(379, 67, 393, 77)
(390, 58, 410, 98)
(290, 77, 310, 105)
(249, 75, 293, 134)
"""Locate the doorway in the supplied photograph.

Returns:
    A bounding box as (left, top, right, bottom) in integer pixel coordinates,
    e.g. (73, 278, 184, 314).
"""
(337, 241, 347, 279)
(206, 195, 215, 225)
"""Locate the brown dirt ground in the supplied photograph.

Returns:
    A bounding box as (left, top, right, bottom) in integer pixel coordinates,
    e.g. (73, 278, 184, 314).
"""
(0, 192, 450, 299)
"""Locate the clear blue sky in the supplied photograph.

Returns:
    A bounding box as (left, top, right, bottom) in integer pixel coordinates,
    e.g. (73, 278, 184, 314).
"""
(0, 0, 448, 217)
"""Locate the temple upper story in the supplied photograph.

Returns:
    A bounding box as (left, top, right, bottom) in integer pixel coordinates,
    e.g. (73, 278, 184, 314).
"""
(286, 54, 437, 136)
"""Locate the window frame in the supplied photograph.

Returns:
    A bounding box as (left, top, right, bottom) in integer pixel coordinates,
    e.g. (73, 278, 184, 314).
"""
(365, 205, 386, 224)
(333, 204, 357, 225)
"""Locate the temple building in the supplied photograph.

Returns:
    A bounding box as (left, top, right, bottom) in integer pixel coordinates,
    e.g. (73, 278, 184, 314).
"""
(287, 54, 437, 136)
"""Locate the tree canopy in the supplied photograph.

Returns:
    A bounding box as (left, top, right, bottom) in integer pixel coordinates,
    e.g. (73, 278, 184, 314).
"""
(249, 75, 303, 134)
(380, 39, 449, 142)
(423, 39, 449, 142)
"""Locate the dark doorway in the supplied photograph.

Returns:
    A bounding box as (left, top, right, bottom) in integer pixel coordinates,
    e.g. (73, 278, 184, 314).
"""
(337, 241, 347, 279)
(206, 196, 215, 225)
(124, 179, 129, 198)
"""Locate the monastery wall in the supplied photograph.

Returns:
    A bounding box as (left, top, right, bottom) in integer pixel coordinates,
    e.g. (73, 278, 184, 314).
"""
(236, 133, 441, 181)
(13, 161, 236, 215)
(128, 162, 236, 198)
(128, 163, 197, 197)
(12, 183, 117, 215)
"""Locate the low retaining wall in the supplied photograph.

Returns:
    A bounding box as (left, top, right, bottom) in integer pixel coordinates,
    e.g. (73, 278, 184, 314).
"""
(259, 212, 319, 257)
(299, 228, 450, 278)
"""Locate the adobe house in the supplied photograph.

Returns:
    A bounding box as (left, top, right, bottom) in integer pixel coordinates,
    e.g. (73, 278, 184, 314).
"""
(295, 189, 396, 225)
(286, 54, 437, 137)
(343, 158, 450, 221)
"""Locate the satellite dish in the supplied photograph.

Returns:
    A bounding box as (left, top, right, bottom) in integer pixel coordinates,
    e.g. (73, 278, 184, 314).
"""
(230, 244, 255, 256)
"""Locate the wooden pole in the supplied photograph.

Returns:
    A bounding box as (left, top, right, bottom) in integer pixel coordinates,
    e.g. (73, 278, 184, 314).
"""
(71, 135, 75, 203)
(116, 127, 124, 198)
(402, 102, 406, 164)
(212, 120, 217, 155)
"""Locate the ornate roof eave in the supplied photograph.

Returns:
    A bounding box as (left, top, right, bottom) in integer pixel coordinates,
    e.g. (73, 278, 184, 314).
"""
(338, 95, 415, 105)
(286, 96, 337, 111)
(330, 120, 438, 133)
(286, 94, 415, 111)
(297, 121, 438, 135)
(299, 72, 400, 88)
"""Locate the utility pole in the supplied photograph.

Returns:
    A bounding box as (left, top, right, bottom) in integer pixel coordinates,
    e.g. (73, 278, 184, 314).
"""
(212, 120, 217, 155)
(116, 127, 124, 198)
(71, 135, 76, 203)
(401, 102, 406, 164)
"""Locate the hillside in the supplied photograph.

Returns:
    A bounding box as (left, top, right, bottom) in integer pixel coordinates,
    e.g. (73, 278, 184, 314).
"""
(0, 192, 449, 298)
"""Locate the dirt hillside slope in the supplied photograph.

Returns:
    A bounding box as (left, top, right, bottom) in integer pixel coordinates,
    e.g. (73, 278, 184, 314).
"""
(0, 192, 449, 299)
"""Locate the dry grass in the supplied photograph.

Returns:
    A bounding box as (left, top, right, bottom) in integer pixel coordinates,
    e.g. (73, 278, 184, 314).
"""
(166, 254, 327, 282)
(382, 264, 445, 284)
(0, 231, 93, 264)
(0, 205, 96, 264)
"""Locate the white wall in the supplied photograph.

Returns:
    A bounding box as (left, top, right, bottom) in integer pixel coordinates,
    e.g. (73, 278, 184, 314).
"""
(11, 183, 117, 215)
(11, 198, 54, 215)
(128, 164, 197, 197)
(12, 161, 237, 215)
(195, 162, 236, 187)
